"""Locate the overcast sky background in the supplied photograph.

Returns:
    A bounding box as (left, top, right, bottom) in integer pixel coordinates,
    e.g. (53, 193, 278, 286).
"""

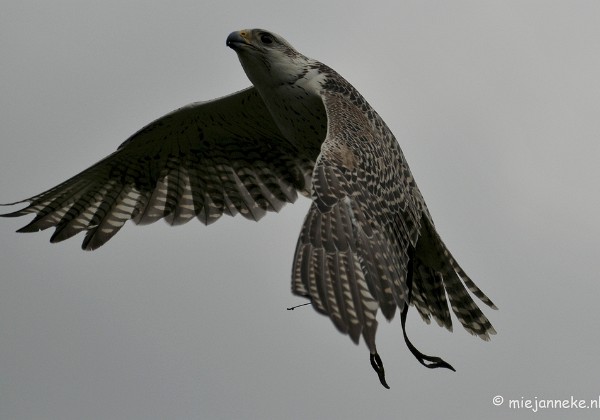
(1, 1, 599, 419)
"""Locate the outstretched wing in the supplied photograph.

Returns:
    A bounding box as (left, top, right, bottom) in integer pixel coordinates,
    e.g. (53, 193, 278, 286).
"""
(292, 70, 496, 355)
(2, 87, 315, 250)
(292, 81, 417, 353)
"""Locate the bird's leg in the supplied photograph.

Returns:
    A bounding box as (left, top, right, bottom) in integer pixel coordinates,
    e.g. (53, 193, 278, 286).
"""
(401, 306, 455, 371)
(402, 248, 456, 371)
(370, 352, 390, 389)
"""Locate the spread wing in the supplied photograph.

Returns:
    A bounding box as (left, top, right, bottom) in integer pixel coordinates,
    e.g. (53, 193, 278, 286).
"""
(292, 81, 416, 352)
(292, 70, 496, 357)
(1, 87, 315, 250)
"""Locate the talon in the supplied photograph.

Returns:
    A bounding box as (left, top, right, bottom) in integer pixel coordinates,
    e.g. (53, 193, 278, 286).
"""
(370, 352, 390, 389)
(401, 303, 456, 371)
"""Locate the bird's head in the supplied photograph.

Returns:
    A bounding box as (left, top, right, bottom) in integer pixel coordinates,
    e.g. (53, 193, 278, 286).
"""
(226, 29, 313, 89)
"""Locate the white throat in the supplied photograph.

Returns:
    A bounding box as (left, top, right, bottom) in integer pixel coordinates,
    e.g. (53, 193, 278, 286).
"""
(256, 67, 328, 149)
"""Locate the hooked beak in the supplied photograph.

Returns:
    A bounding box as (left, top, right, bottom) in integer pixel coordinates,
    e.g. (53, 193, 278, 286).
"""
(226, 31, 250, 50)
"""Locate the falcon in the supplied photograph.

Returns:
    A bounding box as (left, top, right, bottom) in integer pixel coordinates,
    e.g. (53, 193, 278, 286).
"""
(1, 29, 496, 388)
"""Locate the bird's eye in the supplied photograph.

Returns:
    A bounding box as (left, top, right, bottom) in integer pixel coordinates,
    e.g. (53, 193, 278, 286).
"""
(260, 34, 274, 44)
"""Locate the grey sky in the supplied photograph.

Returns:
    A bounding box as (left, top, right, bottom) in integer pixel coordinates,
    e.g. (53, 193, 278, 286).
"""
(1, 1, 599, 419)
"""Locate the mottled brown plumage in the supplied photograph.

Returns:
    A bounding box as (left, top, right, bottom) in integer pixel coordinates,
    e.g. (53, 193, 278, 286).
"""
(1, 29, 496, 388)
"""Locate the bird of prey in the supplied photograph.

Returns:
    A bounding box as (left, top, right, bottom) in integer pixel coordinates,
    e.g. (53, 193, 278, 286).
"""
(1, 29, 496, 388)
